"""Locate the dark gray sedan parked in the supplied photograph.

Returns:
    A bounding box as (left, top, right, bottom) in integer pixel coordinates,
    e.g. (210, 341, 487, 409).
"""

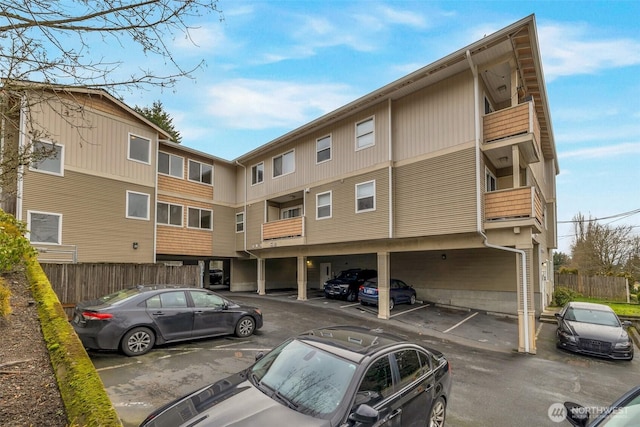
(72, 285, 263, 356)
(555, 301, 633, 361)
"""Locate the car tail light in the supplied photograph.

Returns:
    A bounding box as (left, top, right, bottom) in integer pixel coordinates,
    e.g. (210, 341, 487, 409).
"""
(359, 285, 364, 292)
(82, 311, 113, 320)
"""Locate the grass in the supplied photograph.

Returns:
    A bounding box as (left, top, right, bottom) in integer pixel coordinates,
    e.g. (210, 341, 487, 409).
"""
(571, 295, 640, 317)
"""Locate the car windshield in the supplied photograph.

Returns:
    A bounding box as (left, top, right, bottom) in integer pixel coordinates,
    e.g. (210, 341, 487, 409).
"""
(566, 307, 620, 327)
(249, 339, 357, 418)
(337, 271, 358, 280)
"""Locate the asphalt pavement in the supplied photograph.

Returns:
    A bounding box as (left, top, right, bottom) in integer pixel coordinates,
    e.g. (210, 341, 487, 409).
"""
(90, 290, 639, 427)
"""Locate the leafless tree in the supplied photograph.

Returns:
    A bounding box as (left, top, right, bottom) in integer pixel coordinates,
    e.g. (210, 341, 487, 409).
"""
(0, 1, 222, 206)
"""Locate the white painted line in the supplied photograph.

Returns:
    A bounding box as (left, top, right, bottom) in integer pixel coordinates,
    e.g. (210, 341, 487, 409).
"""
(307, 296, 326, 300)
(442, 311, 479, 333)
(535, 322, 544, 339)
(341, 302, 361, 308)
(214, 341, 253, 349)
(390, 304, 431, 318)
(95, 361, 139, 372)
(206, 348, 271, 352)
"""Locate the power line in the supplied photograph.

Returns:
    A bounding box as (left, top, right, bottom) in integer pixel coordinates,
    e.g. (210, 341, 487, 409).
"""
(557, 208, 640, 224)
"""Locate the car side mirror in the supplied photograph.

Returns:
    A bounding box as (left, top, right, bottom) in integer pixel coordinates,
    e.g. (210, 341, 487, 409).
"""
(564, 402, 589, 427)
(255, 351, 265, 362)
(622, 320, 632, 328)
(554, 313, 562, 320)
(348, 404, 379, 425)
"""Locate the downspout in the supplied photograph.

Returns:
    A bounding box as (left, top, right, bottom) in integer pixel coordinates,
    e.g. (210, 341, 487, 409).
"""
(388, 98, 393, 238)
(16, 95, 27, 221)
(466, 50, 531, 353)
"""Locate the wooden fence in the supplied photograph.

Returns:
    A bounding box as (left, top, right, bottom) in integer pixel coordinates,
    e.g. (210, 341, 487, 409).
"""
(42, 263, 201, 314)
(555, 273, 628, 302)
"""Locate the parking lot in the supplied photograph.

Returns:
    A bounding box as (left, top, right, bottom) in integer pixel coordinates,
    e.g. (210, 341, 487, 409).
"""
(91, 290, 639, 427)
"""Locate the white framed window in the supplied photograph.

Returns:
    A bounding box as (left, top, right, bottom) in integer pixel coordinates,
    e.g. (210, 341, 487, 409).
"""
(188, 160, 213, 185)
(484, 95, 495, 114)
(128, 133, 151, 164)
(27, 211, 62, 244)
(356, 181, 376, 213)
(356, 117, 375, 150)
(188, 207, 212, 230)
(485, 167, 497, 192)
(126, 191, 150, 220)
(29, 140, 64, 176)
(281, 206, 302, 219)
(251, 162, 264, 185)
(235, 212, 244, 233)
(316, 191, 332, 219)
(316, 135, 331, 164)
(273, 150, 295, 178)
(157, 202, 183, 226)
(158, 152, 184, 178)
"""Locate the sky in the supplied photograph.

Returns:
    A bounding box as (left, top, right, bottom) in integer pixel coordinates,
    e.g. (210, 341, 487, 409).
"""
(119, 0, 640, 255)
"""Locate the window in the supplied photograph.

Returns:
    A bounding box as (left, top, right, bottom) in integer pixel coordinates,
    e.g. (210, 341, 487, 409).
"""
(356, 356, 394, 406)
(157, 202, 183, 226)
(236, 212, 244, 232)
(126, 191, 150, 220)
(316, 135, 331, 163)
(128, 134, 150, 164)
(188, 160, 213, 185)
(356, 181, 375, 212)
(158, 152, 184, 178)
(394, 350, 423, 389)
(158, 291, 188, 308)
(251, 162, 264, 185)
(356, 117, 374, 150)
(27, 211, 61, 244)
(30, 140, 63, 175)
(485, 167, 497, 192)
(188, 207, 212, 229)
(281, 207, 301, 219)
(317, 191, 332, 219)
(484, 95, 494, 114)
(273, 150, 294, 177)
(189, 290, 225, 308)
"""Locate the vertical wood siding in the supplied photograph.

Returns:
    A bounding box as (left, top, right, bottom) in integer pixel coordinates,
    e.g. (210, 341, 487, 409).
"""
(394, 148, 477, 237)
(393, 71, 475, 161)
(22, 169, 155, 263)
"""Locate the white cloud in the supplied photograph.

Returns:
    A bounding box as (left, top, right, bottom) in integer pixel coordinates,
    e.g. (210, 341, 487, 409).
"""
(377, 6, 428, 29)
(559, 142, 640, 159)
(538, 22, 640, 80)
(203, 79, 357, 129)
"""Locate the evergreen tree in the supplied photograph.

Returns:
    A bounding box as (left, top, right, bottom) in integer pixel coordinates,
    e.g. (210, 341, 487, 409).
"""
(134, 101, 182, 144)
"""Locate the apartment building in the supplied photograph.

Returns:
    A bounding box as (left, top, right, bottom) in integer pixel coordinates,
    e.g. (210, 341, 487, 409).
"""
(1, 15, 556, 353)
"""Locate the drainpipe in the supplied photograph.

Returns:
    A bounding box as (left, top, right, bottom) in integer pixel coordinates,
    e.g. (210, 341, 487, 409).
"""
(16, 95, 27, 221)
(388, 98, 393, 238)
(466, 50, 531, 354)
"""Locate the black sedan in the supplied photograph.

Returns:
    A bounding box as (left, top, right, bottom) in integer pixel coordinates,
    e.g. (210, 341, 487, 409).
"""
(72, 286, 263, 356)
(555, 301, 633, 360)
(140, 325, 452, 427)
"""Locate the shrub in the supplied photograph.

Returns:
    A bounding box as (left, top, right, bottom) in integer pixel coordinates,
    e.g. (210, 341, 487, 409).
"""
(0, 209, 36, 273)
(0, 278, 11, 318)
(552, 286, 581, 307)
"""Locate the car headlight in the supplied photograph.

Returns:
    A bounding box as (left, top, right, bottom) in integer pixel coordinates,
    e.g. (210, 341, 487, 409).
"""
(559, 330, 577, 343)
(614, 341, 631, 349)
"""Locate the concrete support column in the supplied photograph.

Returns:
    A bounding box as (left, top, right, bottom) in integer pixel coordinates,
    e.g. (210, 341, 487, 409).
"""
(257, 258, 266, 295)
(515, 246, 536, 354)
(377, 252, 390, 320)
(297, 256, 308, 301)
(512, 145, 520, 187)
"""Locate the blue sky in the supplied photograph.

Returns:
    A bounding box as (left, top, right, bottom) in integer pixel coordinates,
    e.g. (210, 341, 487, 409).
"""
(120, 0, 640, 254)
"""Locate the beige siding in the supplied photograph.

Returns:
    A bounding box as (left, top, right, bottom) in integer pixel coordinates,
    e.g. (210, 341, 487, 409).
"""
(238, 103, 391, 203)
(243, 202, 266, 251)
(394, 147, 477, 237)
(305, 168, 390, 244)
(211, 204, 238, 257)
(28, 97, 157, 186)
(393, 71, 475, 161)
(213, 162, 238, 204)
(22, 169, 155, 263)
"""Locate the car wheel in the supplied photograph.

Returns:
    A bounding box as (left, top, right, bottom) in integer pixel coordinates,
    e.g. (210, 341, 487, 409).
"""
(361, 300, 368, 306)
(347, 290, 357, 302)
(428, 396, 446, 427)
(121, 327, 155, 357)
(410, 294, 416, 305)
(389, 298, 395, 311)
(235, 316, 256, 338)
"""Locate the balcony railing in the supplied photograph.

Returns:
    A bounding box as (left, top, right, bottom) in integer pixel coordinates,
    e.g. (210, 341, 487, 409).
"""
(484, 187, 543, 227)
(483, 101, 540, 144)
(262, 216, 304, 241)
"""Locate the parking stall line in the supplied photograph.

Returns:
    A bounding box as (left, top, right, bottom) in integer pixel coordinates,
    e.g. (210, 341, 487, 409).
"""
(341, 302, 361, 308)
(442, 311, 479, 333)
(390, 304, 431, 318)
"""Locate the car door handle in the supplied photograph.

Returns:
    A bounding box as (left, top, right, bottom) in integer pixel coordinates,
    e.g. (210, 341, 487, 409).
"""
(388, 408, 402, 419)
(424, 383, 434, 392)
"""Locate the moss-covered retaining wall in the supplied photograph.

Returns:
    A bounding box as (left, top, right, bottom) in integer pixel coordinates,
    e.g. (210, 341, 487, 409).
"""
(26, 257, 122, 427)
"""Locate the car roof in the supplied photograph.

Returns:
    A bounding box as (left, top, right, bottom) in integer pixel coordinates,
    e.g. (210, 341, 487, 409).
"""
(296, 325, 414, 362)
(567, 301, 615, 312)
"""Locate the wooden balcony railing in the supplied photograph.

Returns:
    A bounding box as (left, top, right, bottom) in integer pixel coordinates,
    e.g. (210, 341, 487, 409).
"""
(262, 216, 304, 241)
(484, 187, 543, 225)
(483, 101, 541, 145)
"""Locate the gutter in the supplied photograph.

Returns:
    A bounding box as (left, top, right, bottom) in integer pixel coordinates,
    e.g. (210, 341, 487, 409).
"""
(466, 50, 532, 354)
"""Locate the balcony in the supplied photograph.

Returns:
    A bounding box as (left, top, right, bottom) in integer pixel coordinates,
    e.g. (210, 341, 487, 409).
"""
(484, 186, 543, 232)
(482, 101, 541, 167)
(262, 216, 305, 246)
